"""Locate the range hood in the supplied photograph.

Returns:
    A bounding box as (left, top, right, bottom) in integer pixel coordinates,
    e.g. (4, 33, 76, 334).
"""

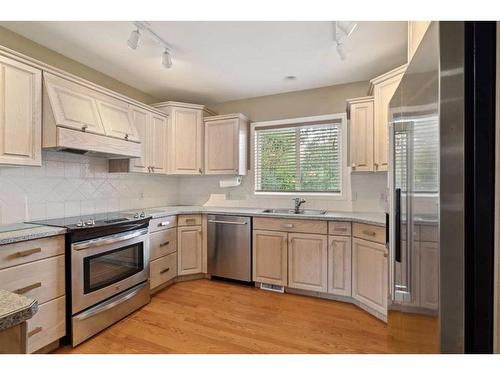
(42, 72, 141, 159)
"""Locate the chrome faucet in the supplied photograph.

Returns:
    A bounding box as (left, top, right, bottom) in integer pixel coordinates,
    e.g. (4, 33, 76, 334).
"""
(293, 198, 306, 213)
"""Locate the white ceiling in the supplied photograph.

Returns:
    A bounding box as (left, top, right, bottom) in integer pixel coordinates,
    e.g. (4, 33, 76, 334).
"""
(1, 21, 407, 104)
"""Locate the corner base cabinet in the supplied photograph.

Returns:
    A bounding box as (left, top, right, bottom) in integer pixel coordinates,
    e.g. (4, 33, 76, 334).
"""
(177, 215, 203, 275)
(351, 237, 388, 315)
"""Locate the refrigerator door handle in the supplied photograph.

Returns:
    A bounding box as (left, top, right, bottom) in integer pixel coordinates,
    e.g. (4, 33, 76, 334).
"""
(395, 188, 402, 263)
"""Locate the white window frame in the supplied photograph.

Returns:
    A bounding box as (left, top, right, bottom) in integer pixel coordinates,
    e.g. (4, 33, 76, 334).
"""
(251, 113, 349, 200)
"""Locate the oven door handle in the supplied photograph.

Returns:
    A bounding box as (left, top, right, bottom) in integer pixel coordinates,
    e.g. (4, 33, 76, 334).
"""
(72, 229, 148, 251)
(73, 283, 146, 321)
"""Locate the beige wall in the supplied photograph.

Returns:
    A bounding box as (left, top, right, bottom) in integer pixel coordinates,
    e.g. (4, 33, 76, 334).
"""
(0, 26, 158, 104)
(212, 81, 369, 121)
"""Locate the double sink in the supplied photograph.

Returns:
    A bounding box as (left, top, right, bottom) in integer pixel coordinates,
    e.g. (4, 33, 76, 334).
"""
(261, 208, 327, 215)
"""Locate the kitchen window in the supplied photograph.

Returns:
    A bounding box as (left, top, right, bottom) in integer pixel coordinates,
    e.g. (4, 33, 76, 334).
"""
(254, 114, 346, 195)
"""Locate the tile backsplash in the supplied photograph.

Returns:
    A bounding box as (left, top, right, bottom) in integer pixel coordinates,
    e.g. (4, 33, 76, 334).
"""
(0, 151, 178, 225)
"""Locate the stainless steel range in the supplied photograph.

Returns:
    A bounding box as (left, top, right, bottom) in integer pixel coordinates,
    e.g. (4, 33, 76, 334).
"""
(29, 212, 151, 346)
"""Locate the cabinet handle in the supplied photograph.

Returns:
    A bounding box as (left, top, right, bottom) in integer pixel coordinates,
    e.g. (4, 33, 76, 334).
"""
(186, 218, 196, 224)
(282, 224, 293, 228)
(16, 248, 42, 257)
(160, 267, 170, 274)
(81, 124, 88, 132)
(362, 230, 377, 237)
(160, 241, 170, 247)
(151, 166, 155, 173)
(28, 326, 42, 337)
(383, 253, 388, 258)
(158, 221, 170, 227)
(336, 227, 348, 231)
(351, 163, 356, 169)
(198, 168, 203, 174)
(125, 133, 129, 141)
(14, 282, 42, 294)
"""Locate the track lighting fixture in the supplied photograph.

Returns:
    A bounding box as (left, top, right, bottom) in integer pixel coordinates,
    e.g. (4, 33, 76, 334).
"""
(162, 49, 172, 69)
(128, 22, 174, 68)
(127, 29, 140, 50)
(333, 21, 357, 60)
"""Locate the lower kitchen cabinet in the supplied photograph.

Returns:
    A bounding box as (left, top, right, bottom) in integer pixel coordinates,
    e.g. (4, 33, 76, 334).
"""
(26, 296, 66, 353)
(177, 225, 203, 275)
(328, 235, 352, 296)
(417, 241, 439, 310)
(150, 252, 178, 289)
(288, 233, 328, 292)
(252, 230, 288, 286)
(351, 237, 388, 315)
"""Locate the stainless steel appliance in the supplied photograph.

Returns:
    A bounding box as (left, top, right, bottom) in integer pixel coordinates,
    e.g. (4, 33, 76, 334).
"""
(388, 22, 496, 353)
(29, 212, 151, 346)
(207, 215, 252, 282)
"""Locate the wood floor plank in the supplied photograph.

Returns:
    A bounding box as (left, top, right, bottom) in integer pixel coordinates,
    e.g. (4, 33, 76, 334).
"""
(55, 279, 391, 354)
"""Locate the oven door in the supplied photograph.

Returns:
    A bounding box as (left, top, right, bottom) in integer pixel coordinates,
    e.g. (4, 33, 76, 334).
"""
(71, 228, 150, 314)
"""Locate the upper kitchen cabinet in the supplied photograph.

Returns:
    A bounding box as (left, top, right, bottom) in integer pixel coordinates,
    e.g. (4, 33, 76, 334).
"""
(368, 64, 406, 172)
(109, 107, 168, 174)
(347, 96, 374, 172)
(43, 72, 141, 158)
(0, 55, 42, 167)
(204, 113, 249, 175)
(408, 21, 431, 62)
(153, 101, 217, 175)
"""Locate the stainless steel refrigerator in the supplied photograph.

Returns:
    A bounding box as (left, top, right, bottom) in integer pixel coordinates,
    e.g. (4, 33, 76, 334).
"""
(387, 21, 496, 353)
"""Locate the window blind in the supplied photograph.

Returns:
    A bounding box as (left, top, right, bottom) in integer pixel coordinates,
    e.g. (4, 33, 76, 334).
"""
(394, 116, 439, 193)
(254, 123, 342, 193)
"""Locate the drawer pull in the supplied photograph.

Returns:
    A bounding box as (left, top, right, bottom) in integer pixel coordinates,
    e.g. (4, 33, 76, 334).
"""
(282, 224, 294, 228)
(28, 326, 42, 337)
(158, 221, 170, 227)
(160, 241, 170, 247)
(16, 247, 42, 257)
(160, 267, 171, 274)
(362, 230, 377, 237)
(14, 282, 42, 294)
(185, 218, 196, 223)
(336, 227, 348, 231)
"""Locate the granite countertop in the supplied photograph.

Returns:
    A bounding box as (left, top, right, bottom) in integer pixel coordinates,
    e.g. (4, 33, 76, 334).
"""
(131, 206, 387, 226)
(0, 289, 38, 331)
(0, 223, 67, 246)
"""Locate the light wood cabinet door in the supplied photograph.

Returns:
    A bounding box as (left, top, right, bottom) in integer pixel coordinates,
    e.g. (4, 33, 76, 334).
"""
(352, 237, 388, 315)
(26, 296, 65, 353)
(252, 230, 288, 286)
(373, 72, 403, 172)
(44, 73, 105, 135)
(96, 98, 139, 142)
(177, 225, 202, 275)
(205, 118, 238, 174)
(328, 235, 352, 296)
(170, 107, 203, 174)
(418, 241, 439, 311)
(129, 105, 150, 172)
(150, 113, 168, 173)
(349, 98, 374, 172)
(288, 233, 328, 292)
(0, 55, 42, 166)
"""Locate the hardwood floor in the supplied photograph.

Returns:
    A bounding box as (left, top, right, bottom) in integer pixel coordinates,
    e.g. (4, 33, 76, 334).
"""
(56, 279, 391, 354)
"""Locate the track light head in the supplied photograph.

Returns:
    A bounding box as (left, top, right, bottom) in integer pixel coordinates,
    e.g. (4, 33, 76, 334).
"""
(337, 21, 357, 37)
(127, 29, 140, 50)
(162, 49, 172, 69)
(336, 42, 347, 61)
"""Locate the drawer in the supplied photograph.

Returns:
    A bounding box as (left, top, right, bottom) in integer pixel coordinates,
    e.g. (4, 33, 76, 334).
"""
(27, 296, 66, 353)
(149, 216, 177, 233)
(0, 235, 65, 270)
(352, 223, 386, 245)
(150, 252, 178, 290)
(0, 255, 65, 305)
(328, 221, 352, 236)
(253, 217, 327, 234)
(177, 214, 202, 227)
(420, 224, 438, 242)
(150, 228, 177, 260)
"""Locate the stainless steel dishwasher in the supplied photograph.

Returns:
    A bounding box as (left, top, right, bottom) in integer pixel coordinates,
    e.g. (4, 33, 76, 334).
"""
(207, 214, 252, 282)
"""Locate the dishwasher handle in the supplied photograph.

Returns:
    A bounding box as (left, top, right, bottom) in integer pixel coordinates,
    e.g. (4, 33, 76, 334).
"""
(208, 219, 248, 225)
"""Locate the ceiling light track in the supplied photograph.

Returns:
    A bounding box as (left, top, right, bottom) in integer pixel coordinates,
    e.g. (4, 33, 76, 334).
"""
(333, 21, 357, 61)
(128, 21, 174, 69)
